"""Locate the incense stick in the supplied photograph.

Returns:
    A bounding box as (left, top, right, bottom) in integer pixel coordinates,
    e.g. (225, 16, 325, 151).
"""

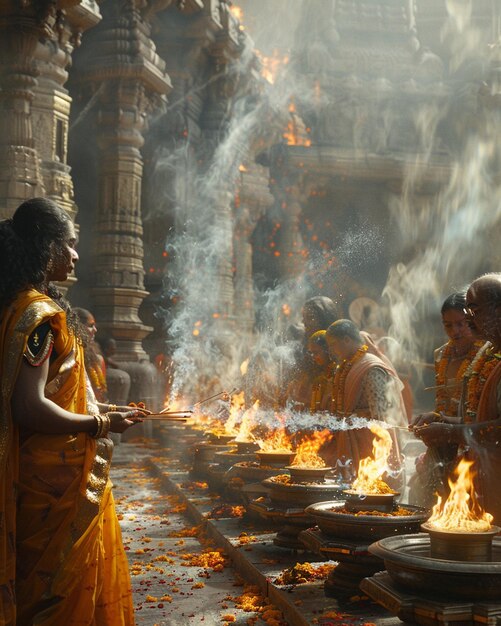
(193, 387, 239, 407)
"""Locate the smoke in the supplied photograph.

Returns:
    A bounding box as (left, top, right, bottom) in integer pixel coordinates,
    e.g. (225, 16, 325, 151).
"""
(383, 3, 500, 363)
(150, 1, 500, 420)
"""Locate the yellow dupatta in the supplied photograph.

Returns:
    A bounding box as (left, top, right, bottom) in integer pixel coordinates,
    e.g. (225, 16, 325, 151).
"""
(0, 290, 134, 625)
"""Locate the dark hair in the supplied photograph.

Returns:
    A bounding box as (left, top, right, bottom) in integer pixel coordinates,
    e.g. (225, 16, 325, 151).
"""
(302, 296, 339, 331)
(326, 319, 363, 343)
(441, 292, 467, 315)
(0, 197, 73, 310)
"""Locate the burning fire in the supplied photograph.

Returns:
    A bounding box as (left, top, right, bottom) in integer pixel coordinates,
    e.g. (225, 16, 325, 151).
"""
(256, 428, 293, 453)
(283, 100, 311, 147)
(240, 359, 249, 376)
(235, 401, 259, 442)
(427, 459, 493, 532)
(292, 430, 331, 468)
(224, 391, 246, 435)
(255, 48, 289, 85)
(229, 4, 244, 30)
(351, 424, 395, 494)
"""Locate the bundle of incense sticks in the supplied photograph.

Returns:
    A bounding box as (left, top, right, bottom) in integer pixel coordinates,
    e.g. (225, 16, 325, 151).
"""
(145, 410, 193, 419)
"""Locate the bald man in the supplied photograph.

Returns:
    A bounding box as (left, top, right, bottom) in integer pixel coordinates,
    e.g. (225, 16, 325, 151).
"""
(415, 273, 501, 522)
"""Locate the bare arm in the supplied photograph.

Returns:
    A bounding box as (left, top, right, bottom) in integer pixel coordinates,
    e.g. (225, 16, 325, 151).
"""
(11, 358, 140, 434)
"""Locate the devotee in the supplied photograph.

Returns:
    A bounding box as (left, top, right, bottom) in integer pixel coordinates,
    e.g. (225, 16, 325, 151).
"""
(74, 307, 109, 403)
(409, 292, 482, 507)
(324, 319, 406, 481)
(306, 330, 333, 412)
(414, 273, 501, 523)
(75, 308, 132, 409)
(285, 296, 340, 409)
(0, 198, 143, 624)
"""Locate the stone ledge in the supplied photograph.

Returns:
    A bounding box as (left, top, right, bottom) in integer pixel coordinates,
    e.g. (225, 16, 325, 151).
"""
(147, 458, 400, 626)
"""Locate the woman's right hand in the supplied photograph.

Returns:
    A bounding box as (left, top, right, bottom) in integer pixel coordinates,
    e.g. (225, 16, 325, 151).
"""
(107, 410, 144, 433)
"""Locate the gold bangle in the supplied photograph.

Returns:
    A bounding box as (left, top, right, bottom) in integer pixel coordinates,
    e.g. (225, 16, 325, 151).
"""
(101, 414, 111, 438)
(92, 414, 103, 438)
(108, 404, 117, 412)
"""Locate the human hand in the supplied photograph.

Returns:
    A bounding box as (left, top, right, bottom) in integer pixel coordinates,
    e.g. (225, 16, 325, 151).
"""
(411, 411, 443, 429)
(107, 409, 144, 433)
(413, 421, 457, 446)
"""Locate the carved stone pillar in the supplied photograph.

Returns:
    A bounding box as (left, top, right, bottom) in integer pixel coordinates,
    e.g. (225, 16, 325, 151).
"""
(71, 1, 170, 361)
(31, 3, 101, 222)
(0, 8, 45, 215)
(234, 161, 273, 332)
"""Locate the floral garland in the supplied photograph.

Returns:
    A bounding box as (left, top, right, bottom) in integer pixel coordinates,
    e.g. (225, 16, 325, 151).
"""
(464, 343, 501, 423)
(88, 363, 107, 402)
(331, 344, 368, 416)
(435, 340, 483, 413)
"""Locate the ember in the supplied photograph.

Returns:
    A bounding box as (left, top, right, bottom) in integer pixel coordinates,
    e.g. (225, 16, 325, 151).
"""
(275, 562, 336, 585)
(333, 506, 415, 517)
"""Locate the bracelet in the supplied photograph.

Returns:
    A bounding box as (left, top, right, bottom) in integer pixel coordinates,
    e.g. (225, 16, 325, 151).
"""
(92, 414, 111, 439)
(108, 404, 117, 412)
(101, 413, 111, 438)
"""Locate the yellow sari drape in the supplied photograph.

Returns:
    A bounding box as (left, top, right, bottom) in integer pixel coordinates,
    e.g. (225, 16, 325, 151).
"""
(0, 289, 134, 625)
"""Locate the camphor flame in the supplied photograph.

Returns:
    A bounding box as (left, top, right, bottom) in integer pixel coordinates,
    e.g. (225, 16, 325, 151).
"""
(351, 423, 394, 494)
(256, 427, 293, 453)
(240, 358, 249, 376)
(224, 391, 246, 435)
(292, 429, 332, 468)
(427, 458, 493, 532)
(235, 400, 259, 442)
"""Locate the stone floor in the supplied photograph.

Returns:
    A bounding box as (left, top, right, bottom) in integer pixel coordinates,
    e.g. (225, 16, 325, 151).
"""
(111, 432, 405, 626)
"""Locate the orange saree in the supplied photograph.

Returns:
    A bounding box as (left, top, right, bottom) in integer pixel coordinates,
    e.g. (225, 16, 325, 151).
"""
(0, 289, 134, 625)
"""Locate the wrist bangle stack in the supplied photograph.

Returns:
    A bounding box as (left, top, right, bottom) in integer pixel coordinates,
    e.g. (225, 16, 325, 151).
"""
(92, 414, 111, 439)
(108, 404, 117, 412)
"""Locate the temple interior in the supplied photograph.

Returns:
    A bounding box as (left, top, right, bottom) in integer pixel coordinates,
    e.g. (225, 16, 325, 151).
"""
(1, 0, 501, 624)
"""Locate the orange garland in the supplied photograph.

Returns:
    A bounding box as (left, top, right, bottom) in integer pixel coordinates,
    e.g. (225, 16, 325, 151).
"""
(435, 341, 482, 413)
(88, 363, 107, 401)
(331, 344, 368, 416)
(464, 343, 501, 423)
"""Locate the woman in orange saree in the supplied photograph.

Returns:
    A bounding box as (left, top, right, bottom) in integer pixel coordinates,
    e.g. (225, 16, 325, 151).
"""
(0, 198, 141, 625)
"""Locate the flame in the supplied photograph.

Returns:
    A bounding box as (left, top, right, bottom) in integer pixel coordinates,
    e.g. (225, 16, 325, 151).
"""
(427, 459, 493, 532)
(239, 164, 248, 172)
(283, 100, 312, 147)
(255, 48, 289, 85)
(224, 391, 245, 435)
(235, 400, 259, 442)
(256, 427, 293, 452)
(292, 429, 332, 468)
(351, 424, 394, 494)
(281, 303, 291, 316)
(240, 358, 249, 376)
(229, 5, 244, 29)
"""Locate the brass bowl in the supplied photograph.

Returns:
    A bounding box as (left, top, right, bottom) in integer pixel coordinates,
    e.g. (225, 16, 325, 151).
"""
(255, 450, 296, 467)
(285, 465, 334, 484)
(421, 522, 501, 562)
(234, 440, 260, 454)
(262, 477, 343, 508)
(305, 501, 428, 541)
(205, 431, 236, 445)
(369, 533, 501, 600)
(343, 489, 399, 513)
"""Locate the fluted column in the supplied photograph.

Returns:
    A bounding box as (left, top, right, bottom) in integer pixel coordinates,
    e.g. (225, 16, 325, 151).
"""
(234, 162, 273, 332)
(71, 0, 170, 361)
(31, 3, 101, 222)
(0, 11, 44, 214)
